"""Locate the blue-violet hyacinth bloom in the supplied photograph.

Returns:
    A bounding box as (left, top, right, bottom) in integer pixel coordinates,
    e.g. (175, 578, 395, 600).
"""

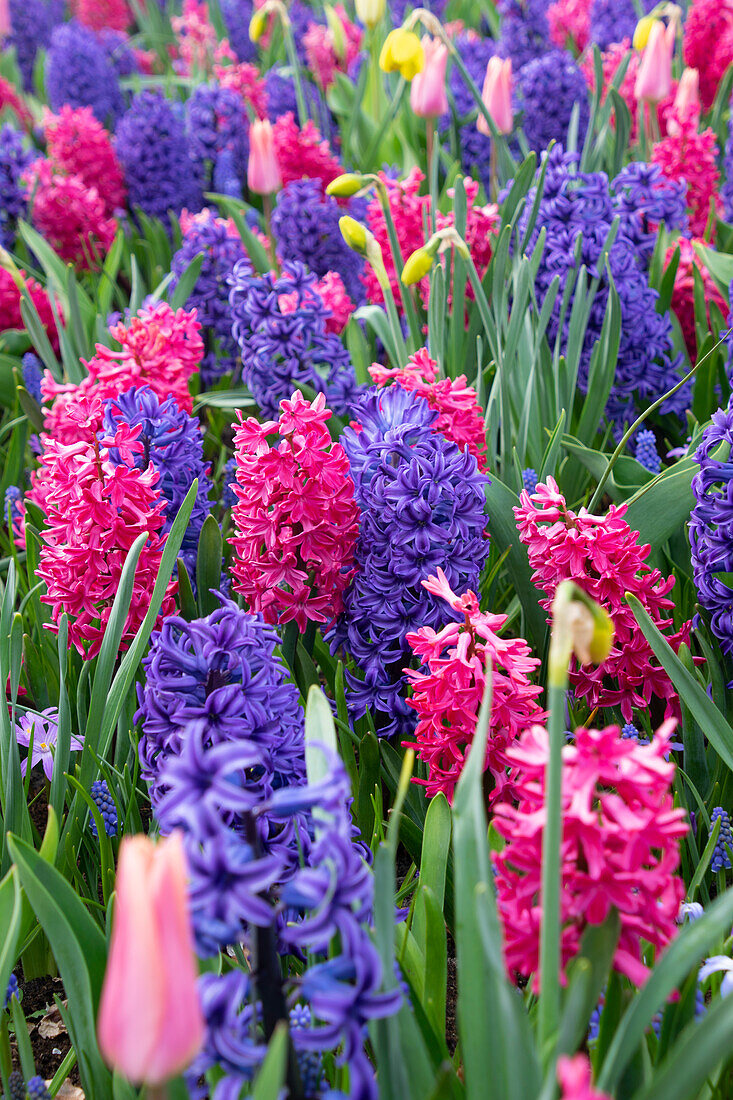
(0, 125, 32, 250)
(515, 50, 590, 155)
(186, 82, 249, 195)
(8, 0, 64, 91)
(45, 21, 124, 126)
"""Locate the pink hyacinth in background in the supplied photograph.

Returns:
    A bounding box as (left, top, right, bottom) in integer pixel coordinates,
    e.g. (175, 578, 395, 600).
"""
(230, 391, 360, 632)
(32, 394, 175, 657)
(370, 347, 489, 471)
(557, 1056, 612, 1100)
(43, 105, 126, 215)
(665, 237, 728, 361)
(24, 158, 117, 269)
(403, 569, 545, 804)
(514, 477, 691, 721)
(493, 721, 687, 990)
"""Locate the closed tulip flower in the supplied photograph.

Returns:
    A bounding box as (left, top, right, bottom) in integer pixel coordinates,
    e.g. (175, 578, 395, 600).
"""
(634, 19, 674, 103)
(97, 833, 204, 1086)
(410, 37, 448, 117)
(379, 28, 425, 80)
(247, 119, 282, 195)
(478, 56, 513, 136)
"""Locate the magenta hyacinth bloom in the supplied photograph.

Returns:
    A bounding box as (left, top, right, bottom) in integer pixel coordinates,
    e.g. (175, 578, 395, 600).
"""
(15, 707, 84, 780)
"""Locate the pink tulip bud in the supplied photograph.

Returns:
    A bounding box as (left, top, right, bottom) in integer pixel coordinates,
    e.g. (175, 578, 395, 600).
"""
(672, 66, 700, 123)
(409, 37, 449, 118)
(247, 118, 282, 195)
(634, 19, 674, 103)
(97, 833, 204, 1086)
(478, 56, 513, 136)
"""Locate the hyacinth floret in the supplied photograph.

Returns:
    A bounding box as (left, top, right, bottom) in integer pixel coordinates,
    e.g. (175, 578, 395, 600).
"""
(403, 569, 545, 803)
(115, 90, 202, 225)
(494, 721, 687, 990)
(90, 779, 118, 838)
(689, 402, 733, 667)
(710, 807, 733, 872)
(45, 21, 124, 126)
(102, 386, 213, 575)
(369, 346, 488, 471)
(32, 394, 175, 658)
(228, 259, 361, 419)
(329, 386, 490, 735)
(271, 178, 366, 305)
(230, 391, 360, 632)
(171, 211, 251, 385)
(0, 125, 32, 249)
(515, 477, 692, 721)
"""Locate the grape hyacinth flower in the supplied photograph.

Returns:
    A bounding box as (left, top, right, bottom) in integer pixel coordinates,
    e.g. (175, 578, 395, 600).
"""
(515, 477, 692, 721)
(522, 467, 539, 494)
(329, 386, 490, 735)
(15, 707, 84, 779)
(90, 779, 118, 838)
(494, 721, 687, 989)
(6, 1072, 25, 1100)
(21, 353, 43, 404)
(45, 21, 124, 127)
(230, 391, 360, 632)
(4, 974, 18, 1009)
(228, 260, 361, 419)
(102, 385, 213, 577)
(115, 90, 202, 225)
(0, 125, 32, 249)
(404, 570, 545, 803)
(25, 1079, 52, 1100)
(634, 429, 661, 474)
(711, 807, 733, 872)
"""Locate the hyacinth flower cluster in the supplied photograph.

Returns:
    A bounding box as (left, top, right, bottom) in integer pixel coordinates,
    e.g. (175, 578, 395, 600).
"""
(440, 33, 496, 186)
(45, 20, 123, 125)
(0, 125, 33, 249)
(42, 105, 126, 216)
(102, 386, 213, 577)
(0, 267, 60, 355)
(43, 301, 203, 445)
(683, 0, 733, 111)
(689, 403, 733, 666)
(652, 107, 721, 240)
(229, 391, 360, 632)
(31, 393, 176, 658)
(228, 259, 361, 419)
(518, 148, 688, 430)
(665, 238, 728, 362)
(24, 157, 117, 270)
(493, 721, 688, 990)
(272, 113, 343, 191)
(185, 81, 249, 197)
(8, 0, 64, 91)
(170, 211, 251, 386)
(272, 178, 366, 305)
(514, 50, 590, 155)
(404, 569, 545, 803)
(369, 346, 489, 471)
(329, 386, 489, 735)
(515, 477, 691, 721)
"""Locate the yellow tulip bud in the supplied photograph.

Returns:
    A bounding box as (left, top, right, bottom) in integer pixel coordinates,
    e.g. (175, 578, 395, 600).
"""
(249, 7, 268, 42)
(379, 28, 425, 81)
(339, 216, 368, 254)
(401, 247, 434, 284)
(355, 0, 386, 28)
(633, 14, 656, 50)
(326, 173, 366, 197)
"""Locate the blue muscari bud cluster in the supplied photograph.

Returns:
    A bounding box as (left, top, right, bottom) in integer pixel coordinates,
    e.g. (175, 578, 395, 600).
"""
(89, 779, 118, 838)
(170, 212, 251, 386)
(440, 34, 496, 189)
(186, 82, 249, 197)
(220, 0, 256, 61)
(610, 162, 687, 270)
(21, 353, 43, 404)
(590, 0, 655, 50)
(515, 50, 590, 156)
(6, 1071, 25, 1100)
(0, 126, 32, 250)
(689, 403, 733, 665)
(4, 974, 18, 1010)
(497, 0, 551, 72)
(522, 467, 538, 494)
(25, 1078, 51, 1100)
(621, 722, 650, 745)
(265, 69, 331, 138)
(634, 429, 662, 474)
(711, 807, 733, 873)
(271, 179, 367, 305)
(115, 90, 202, 224)
(4, 486, 22, 529)
(102, 386, 213, 578)
(518, 147, 688, 433)
(45, 21, 124, 127)
(289, 1006, 324, 1098)
(328, 387, 490, 736)
(228, 259, 362, 419)
(8, 0, 64, 91)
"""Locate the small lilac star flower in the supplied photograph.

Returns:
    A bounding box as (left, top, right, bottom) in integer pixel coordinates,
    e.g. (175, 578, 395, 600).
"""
(15, 708, 84, 780)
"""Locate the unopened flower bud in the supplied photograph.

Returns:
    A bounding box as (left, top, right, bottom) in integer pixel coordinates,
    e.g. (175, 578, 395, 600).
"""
(327, 172, 367, 197)
(355, 0, 385, 28)
(379, 27, 425, 81)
